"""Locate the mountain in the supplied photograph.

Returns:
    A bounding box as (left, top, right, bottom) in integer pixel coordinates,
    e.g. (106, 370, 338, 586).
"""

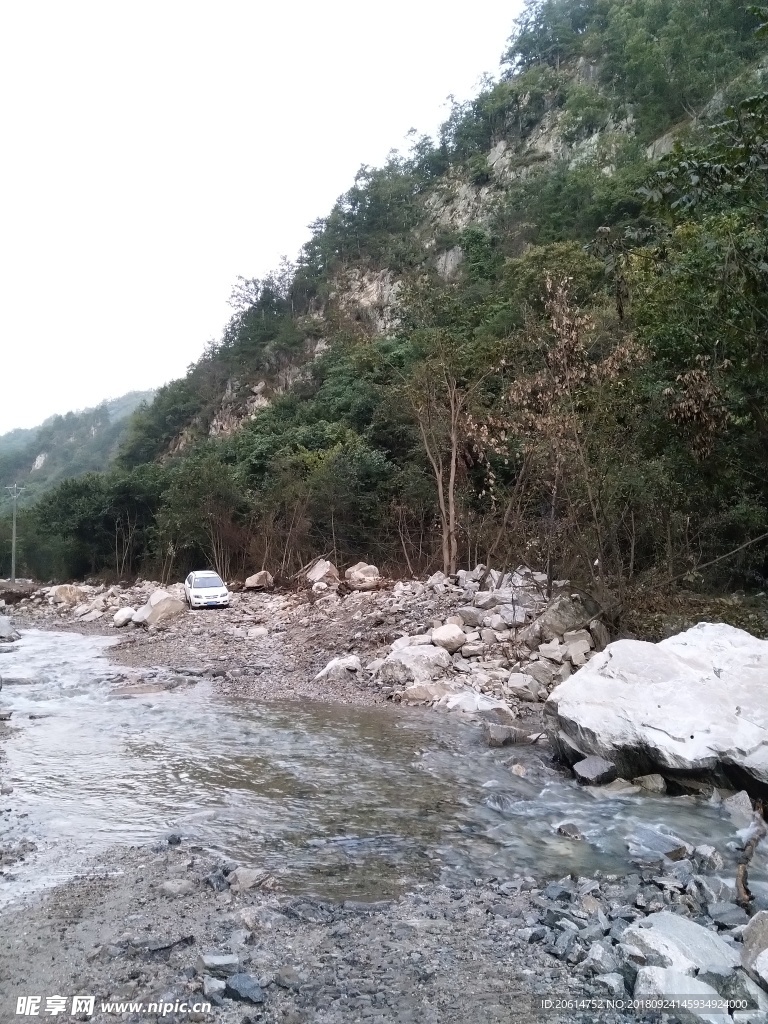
(0, 391, 155, 501)
(5, 0, 768, 595)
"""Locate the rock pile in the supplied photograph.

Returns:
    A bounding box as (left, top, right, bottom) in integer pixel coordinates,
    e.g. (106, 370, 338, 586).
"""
(349, 566, 608, 717)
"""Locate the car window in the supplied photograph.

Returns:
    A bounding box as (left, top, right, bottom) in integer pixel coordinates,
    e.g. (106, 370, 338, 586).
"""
(193, 576, 224, 589)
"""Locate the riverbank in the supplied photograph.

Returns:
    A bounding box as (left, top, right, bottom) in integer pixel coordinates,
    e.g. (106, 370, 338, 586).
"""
(2, 580, 768, 1022)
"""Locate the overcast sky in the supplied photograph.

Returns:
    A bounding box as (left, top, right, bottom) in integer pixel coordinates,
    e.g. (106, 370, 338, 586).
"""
(0, 0, 523, 434)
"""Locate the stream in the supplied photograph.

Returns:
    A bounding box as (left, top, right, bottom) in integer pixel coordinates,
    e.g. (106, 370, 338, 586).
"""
(0, 629, 755, 904)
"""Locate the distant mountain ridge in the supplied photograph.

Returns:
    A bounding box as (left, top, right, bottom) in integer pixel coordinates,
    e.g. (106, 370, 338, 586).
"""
(0, 390, 155, 500)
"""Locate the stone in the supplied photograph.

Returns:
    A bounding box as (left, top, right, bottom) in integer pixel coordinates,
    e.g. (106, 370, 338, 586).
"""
(557, 822, 584, 840)
(306, 559, 339, 584)
(0, 616, 20, 642)
(473, 592, 498, 610)
(400, 680, 460, 702)
(247, 626, 268, 639)
(505, 672, 540, 702)
(599, 778, 641, 796)
(625, 825, 690, 862)
(534, 593, 599, 641)
(565, 638, 592, 666)
(426, 571, 447, 590)
(159, 879, 196, 897)
(202, 975, 226, 999)
(113, 607, 136, 627)
(593, 973, 625, 998)
(563, 628, 592, 647)
(589, 619, 611, 651)
(49, 584, 86, 606)
(538, 639, 566, 663)
(483, 723, 525, 747)
(81, 609, 104, 622)
(749, 949, 768, 993)
(573, 756, 617, 786)
(694, 845, 723, 871)
(133, 592, 186, 627)
(722, 791, 755, 828)
(225, 973, 265, 1003)
(314, 655, 362, 683)
(583, 941, 619, 975)
(244, 570, 273, 589)
(495, 604, 528, 627)
(440, 690, 515, 717)
(623, 911, 739, 976)
(742, 911, 768, 974)
(227, 867, 269, 891)
(430, 624, 467, 653)
(345, 562, 380, 589)
(456, 606, 484, 628)
(544, 623, 768, 786)
(526, 660, 558, 689)
(634, 967, 724, 1024)
(707, 902, 748, 928)
(197, 952, 240, 977)
(633, 774, 667, 793)
(379, 645, 452, 685)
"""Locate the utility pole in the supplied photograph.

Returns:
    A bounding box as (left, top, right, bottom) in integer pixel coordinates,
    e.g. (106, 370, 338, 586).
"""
(5, 484, 24, 584)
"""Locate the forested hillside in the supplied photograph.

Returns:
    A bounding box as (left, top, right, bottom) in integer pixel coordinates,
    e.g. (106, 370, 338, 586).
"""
(0, 391, 154, 504)
(4, 0, 768, 602)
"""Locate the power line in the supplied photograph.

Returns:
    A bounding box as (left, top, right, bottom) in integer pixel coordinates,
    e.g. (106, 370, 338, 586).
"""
(4, 484, 25, 583)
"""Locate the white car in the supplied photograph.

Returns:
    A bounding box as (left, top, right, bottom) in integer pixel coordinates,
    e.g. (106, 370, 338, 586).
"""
(184, 570, 231, 608)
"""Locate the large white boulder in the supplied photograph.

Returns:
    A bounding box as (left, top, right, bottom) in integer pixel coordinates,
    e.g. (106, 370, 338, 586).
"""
(431, 624, 466, 653)
(622, 912, 739, 977)
(344, 562, 380, 590)
(113, 607, 136, 627)
(379, 646, 452, 686)
(544, 623, 768, 785)
(244, 570, 274, 589)
(133, 592, 186, 626)
(314, 655, 362, 683)
(0, 616, 20, 642)
(306, 559, 339, 585)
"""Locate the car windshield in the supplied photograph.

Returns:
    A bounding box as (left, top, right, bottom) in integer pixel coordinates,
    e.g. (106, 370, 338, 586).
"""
(193, 576, 224, 589)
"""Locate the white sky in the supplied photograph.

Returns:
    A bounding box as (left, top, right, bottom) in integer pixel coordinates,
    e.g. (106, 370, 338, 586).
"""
(0, 0, 522, 434)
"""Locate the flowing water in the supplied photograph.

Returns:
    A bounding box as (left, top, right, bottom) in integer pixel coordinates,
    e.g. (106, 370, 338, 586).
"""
(0, 629, 754, 904)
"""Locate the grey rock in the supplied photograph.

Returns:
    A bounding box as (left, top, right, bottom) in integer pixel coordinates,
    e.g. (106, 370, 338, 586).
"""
(742, 912, 768, 973)
(582, 941, 619, 975)
(634, 966, 724, 1023)
(573, 756, 617, 786)
(625, 824, 690, 862)
(456, 606, 484, 628)
(694, 845, 724, 871)
(623, 911, 739, 976)
(483, 723, 525, 747)
(202, 976, 226, 998)
(197, 952, 240, 977)
(723, 790, 755, 828)
(225, 973, 265, 1003)
(0, 617, 20, 642)
(505, 672, 540, 702)
(633, 774, 667, 793)
(707, 902, 749, 928)
(557, 822, 584, 841)
(158, 878, 196, 897)
(589, 619, 610, 651)
(593, 973, 625, 998)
